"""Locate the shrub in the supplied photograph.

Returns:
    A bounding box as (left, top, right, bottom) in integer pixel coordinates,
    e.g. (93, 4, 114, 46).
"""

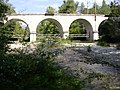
(0, 40, 83, 90)
(116, 43, 120, 50)
(97, 41, 110, 47)
(99, 35, 112, 43)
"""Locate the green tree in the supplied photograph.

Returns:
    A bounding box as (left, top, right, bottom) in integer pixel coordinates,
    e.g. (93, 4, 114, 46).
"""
(109, 0, 120, 16)
(58, 0, 79, 14)
(69, 20, 86, 40)
(0, 0, 13, 53)
(69, 21, 86, 34)
(79, 2, 85, 14)
(7, 3, 16, 14)
(46, 6, 56, 14)
(99, 1, 120, 43)
(88, 3, 100, 14)
(3, 19, 29, 42)
(0, 0, 9, 21)
(100, 0, 110, 14)
(37, 20, 59, 34)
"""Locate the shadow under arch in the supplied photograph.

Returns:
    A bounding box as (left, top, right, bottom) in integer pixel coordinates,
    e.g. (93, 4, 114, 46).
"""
(36, 18, 63, 38)
(98, 19, 109, 37)
(69, 18, 93, 42)
(4, 18, 30, 42)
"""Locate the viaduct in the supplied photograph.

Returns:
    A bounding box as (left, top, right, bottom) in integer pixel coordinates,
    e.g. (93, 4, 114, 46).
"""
(6, 14, 108, 42)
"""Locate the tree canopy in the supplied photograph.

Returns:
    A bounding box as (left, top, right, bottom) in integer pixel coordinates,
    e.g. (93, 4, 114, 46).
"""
(99, 0, 120, 43)
(46, 6, 56, 14)
(100, 0, 110, 14)
(0, 0, 13, 52)
(58, 0, 79, 14)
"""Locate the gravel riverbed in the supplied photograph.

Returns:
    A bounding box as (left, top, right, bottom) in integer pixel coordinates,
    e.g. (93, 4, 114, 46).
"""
(56, 45, 120, 90)
(9, 43, 120, 89)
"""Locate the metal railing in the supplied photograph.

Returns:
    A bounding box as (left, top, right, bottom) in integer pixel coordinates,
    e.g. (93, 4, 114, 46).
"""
(69, 34, 89, 37)
(37, 34, 61, 37)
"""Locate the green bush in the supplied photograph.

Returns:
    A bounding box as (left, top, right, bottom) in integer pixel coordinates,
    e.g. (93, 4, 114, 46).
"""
(97, 41, 110, 47)
(0, 41, 84, 90)
(99, 35, 112, 43)
(99, 35, 120, 44)
(116, 43, 120, 50)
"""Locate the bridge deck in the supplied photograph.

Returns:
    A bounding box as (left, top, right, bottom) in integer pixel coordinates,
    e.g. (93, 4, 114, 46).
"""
(7, 13, 105, 16)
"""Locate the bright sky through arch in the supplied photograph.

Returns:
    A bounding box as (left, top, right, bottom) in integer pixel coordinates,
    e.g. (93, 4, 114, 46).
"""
(8, 0, 113, 14)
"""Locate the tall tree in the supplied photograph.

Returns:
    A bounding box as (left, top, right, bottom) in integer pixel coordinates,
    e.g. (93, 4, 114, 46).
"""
(0, 0, 9, 22)
(100, 0, 110, 14)
(58, 0, 79, 14)
(109, 0, 120, 16)
(0, 0, 13, 53)
(99, 0, 120, 43)
(80, 2, 85, 14)
(89, 3, 100, 14)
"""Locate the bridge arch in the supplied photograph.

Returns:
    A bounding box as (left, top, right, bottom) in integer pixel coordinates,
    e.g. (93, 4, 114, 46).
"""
(69, 18, 93, 41)
(98, 19, 109, 38)
(36, 18, 63, 39)
(6, 18, 29, 25)
(5, 19, 30, 42)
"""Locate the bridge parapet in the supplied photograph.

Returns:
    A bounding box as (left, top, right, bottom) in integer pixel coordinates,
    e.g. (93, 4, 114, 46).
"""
(6, 13, 105, 17)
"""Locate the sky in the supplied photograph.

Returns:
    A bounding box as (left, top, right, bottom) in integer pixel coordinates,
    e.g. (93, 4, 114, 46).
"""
(8, 0, 113, 14)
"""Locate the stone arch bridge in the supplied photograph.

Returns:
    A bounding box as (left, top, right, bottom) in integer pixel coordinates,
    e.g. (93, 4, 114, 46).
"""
(6, 14, 108, 42)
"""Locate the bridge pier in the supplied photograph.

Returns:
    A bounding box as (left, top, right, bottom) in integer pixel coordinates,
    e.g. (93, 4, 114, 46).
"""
(63, 32, 69, 39)
(93, 32, 99, 41)
(30, 32, 36, 42)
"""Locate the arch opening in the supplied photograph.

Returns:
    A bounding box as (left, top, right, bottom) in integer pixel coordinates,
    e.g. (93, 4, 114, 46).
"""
(4, 19, 30, 42)
(69, 19, 93, 42)
(98, 19, 118, 43)
(36, 18, 63, 40)
(98, 20, 108, 37)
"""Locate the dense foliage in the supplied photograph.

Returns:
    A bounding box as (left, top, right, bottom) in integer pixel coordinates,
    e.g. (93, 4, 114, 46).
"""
(58, 0, 79, 14)
(69, 21, 86, 40)
(37, 20, 59, 34)
(36, 20, 60, 41)
(0, 0, 13, 53)
(78, 0, 110, 14)
(98, 0, 120, 43)
(5, 20, 30, 42)
(46, 6, 56, 14)
(100, 0, 110, 14)
(0, 40, 84, 90)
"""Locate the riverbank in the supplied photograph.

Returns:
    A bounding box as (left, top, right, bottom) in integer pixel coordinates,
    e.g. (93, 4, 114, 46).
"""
(56, 45, 120, 90)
